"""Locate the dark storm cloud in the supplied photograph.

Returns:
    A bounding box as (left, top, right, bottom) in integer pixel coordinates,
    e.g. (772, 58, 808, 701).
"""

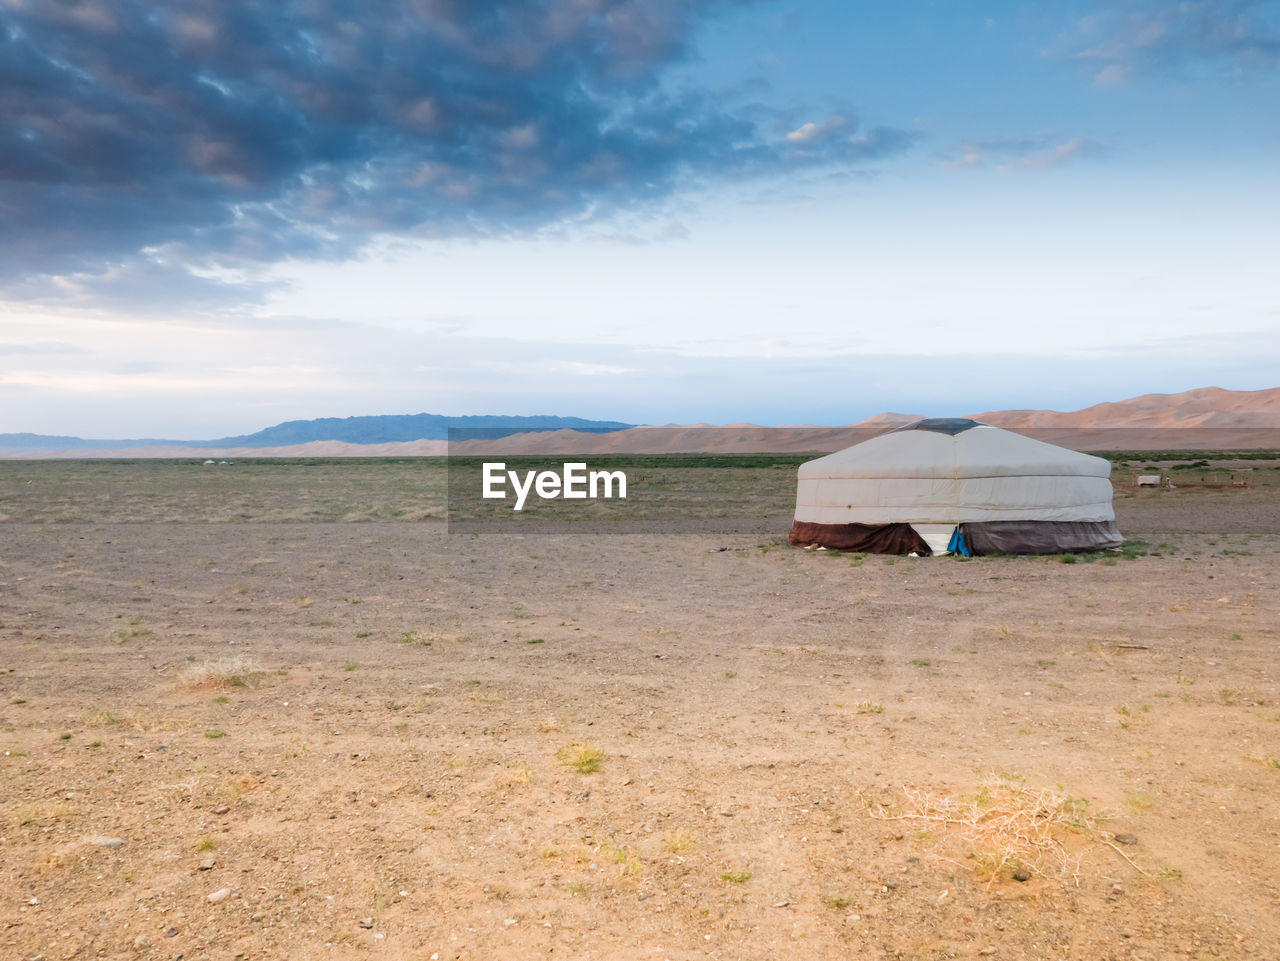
(0, 0, 916, 290)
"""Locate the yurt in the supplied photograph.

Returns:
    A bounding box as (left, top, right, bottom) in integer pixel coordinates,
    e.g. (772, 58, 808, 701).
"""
(789, 418, 1122, 556)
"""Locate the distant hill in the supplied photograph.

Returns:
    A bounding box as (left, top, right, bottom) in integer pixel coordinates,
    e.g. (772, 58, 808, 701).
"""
(451, 386, 1280, 455)
(0, 414, 634, 452)
(205, 413, 634, 447)
(847, 387, 1280, 431)
(967, 386, 1280, 429)
(4, 388, 1278, 457)
(0, 432, 179, 451)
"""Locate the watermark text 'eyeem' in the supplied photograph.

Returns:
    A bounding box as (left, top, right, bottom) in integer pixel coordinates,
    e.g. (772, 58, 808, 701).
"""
(481, 462, 627, 511)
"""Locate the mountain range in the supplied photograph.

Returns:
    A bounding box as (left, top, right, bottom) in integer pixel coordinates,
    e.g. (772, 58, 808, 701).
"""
(0, 413, 633, 452)
(2, 387, 1277, 457)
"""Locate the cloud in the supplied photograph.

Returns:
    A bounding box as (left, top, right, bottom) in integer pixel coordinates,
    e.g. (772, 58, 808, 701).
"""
(1017, 136, 1095, 170)
(0, 340, 84, 355)
(0, 1, 917, 303)
(1067, 0, 1280, 83)
(784, 114, 851, 143)
(550, 361, 640, 376)
(586, 217, 692, 246)
(3, 259, 281, 313)
(6, 314, 1276, 436)
(941, 134, 1099, 172)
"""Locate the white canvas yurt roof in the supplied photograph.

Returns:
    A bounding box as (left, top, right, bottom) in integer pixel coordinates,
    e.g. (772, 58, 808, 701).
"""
(791, 418, 1121, 555)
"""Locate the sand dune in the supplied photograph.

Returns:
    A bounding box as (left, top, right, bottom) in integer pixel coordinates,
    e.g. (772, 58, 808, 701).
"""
(453, 386, 1280, 454)
(452, 425, 1280, 455)
(4, 386, 1276, 458)
(971, 386, 1280, 429)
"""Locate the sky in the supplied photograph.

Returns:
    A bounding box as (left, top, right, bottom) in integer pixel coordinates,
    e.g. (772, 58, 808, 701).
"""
(1, 0, 1278, 438)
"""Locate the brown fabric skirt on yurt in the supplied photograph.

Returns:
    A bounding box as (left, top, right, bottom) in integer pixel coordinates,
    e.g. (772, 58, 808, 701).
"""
(788, 521, 932, 555)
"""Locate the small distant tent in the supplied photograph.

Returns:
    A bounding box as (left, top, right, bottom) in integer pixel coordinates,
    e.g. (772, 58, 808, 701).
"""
(789, 418, 1122, 555)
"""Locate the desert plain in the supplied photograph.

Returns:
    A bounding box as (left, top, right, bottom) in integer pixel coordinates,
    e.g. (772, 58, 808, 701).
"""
(1, 456, 1278, 961)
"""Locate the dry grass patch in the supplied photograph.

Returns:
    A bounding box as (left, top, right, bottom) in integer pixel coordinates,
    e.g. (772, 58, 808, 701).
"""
(557, 742, 604, 774)
(663, 830, 697, 853)
(488, 765, 535, 789)
(127, 711, 184, 733)
(36, 843, 82, 873)
(180, 656, 265, 690)
(13, 801, 80, 828)
(865, 779, 1133, 885)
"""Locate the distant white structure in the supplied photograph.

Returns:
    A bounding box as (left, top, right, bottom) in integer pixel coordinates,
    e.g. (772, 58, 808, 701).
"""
(203, 459, 215, 465)
(791, 418, 1122, 555)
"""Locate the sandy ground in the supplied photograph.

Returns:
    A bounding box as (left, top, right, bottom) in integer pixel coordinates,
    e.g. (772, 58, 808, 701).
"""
(1, 464, 1279, 961)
